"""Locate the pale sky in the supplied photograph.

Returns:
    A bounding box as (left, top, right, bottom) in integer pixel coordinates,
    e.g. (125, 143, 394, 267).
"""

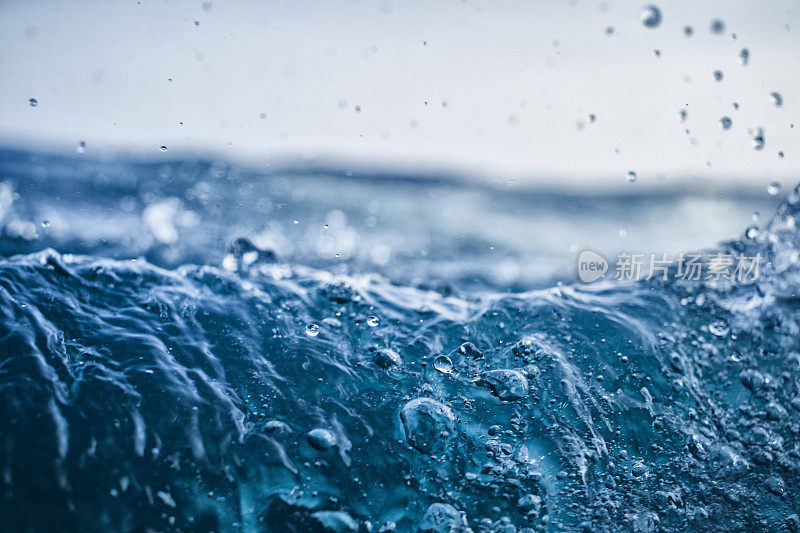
(0, 0, 798, 189)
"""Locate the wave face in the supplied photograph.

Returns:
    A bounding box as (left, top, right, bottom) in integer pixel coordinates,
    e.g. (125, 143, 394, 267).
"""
(0, 150, 799, 532)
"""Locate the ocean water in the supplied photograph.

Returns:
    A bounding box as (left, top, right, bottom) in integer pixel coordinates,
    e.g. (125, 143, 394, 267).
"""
(0, 149, 799, 532)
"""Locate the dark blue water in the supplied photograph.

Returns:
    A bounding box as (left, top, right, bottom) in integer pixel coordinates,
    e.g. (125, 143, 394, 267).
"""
(0, 149, 798, 532)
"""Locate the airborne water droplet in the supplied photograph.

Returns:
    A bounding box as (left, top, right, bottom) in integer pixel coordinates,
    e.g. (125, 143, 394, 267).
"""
(720, 116, 732, 130)
(710, 19, 725, 34)
(738, 48, 750, 66)
(28, 98, 38, 107)
(433, 355, 454, 374)
(305, 323, 320, 337)
(77, 141, 86, 154)
(713, 70, 723, 82)
(751, 128, 765, 151)
(159, 146, 168, 152)
(626, 171, 637, 183)
(683, 25, 693, 37)
(771, 92, 783, 107)
(767, 182, 781, 196)
(641, 5, 662, 28)
(366, 315, 380, 327)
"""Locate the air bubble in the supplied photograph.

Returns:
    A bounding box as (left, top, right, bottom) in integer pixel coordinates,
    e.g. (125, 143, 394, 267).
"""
(709, 321, 729, 337)
(306, 428, 336, 451)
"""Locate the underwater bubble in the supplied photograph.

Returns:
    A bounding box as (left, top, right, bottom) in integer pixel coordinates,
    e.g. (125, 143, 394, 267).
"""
(305, 323, 320, 337)
(159, 145, 168, 152)
(400, 398, 455, 454)
(28, 98, 37, 107)
(713, 70, 723, 82)
(683, 25, 693, 36)
(738, 48, 750, 66)
(710, 19, 725, 34)
(767, 182, 781, 196)
(771, 92, 783, 107)
(373, 347, 402, 369)
(626, 171, 637, 183)
(720, 116, 732, 130)
(433, 355, 454, 374)
(708, 320, 729, 337)
(306, 428, 336, 451)
(751, 128, 765, 150)
(366, 315, 380, 327)
(265, 420, 290, 434)
(419, 503, 468, 533)
(640, 5, 662, 28)
(477, 369, 529, 401)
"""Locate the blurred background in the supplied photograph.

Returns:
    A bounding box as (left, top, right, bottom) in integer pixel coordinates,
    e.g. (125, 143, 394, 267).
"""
(0, 0, 798, 288)
(0, 0, 797, 188)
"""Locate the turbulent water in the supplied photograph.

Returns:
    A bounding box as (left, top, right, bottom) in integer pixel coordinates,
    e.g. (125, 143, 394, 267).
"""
(1, 149, 799, 532)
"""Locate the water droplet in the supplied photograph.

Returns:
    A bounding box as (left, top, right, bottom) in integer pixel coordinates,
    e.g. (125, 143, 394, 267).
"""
(641, 5, 662, 28)
(710, 19, 725, 34)
(683, 25, 693, 36)
(767, 182, 781, 196)
(709, 320, 729, 337)
(713, 70, 723, 82)
(738, 48, 750, 66)
(771, 92, 783, 107)
(751, 128, 765, 151)
(76, 141, 86, 154)
(305, 323, 320, 337)
(678, 109, 687, 122)
(366, 315, 380, 327)
(159, 145, 168, 152)
(41, 220, 50, 228)
(306, 428, 336, 451)
(745, 226, 759, 239)
(626, 171, 637, 183)
(433, 355, 454, 374)
(28, 98, 38, 107)
(720, 116, 732, 130)
(400, 398, 455, 454)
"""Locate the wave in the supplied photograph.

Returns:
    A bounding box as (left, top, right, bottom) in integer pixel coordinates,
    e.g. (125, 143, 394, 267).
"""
(0, 150, 798, 531)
